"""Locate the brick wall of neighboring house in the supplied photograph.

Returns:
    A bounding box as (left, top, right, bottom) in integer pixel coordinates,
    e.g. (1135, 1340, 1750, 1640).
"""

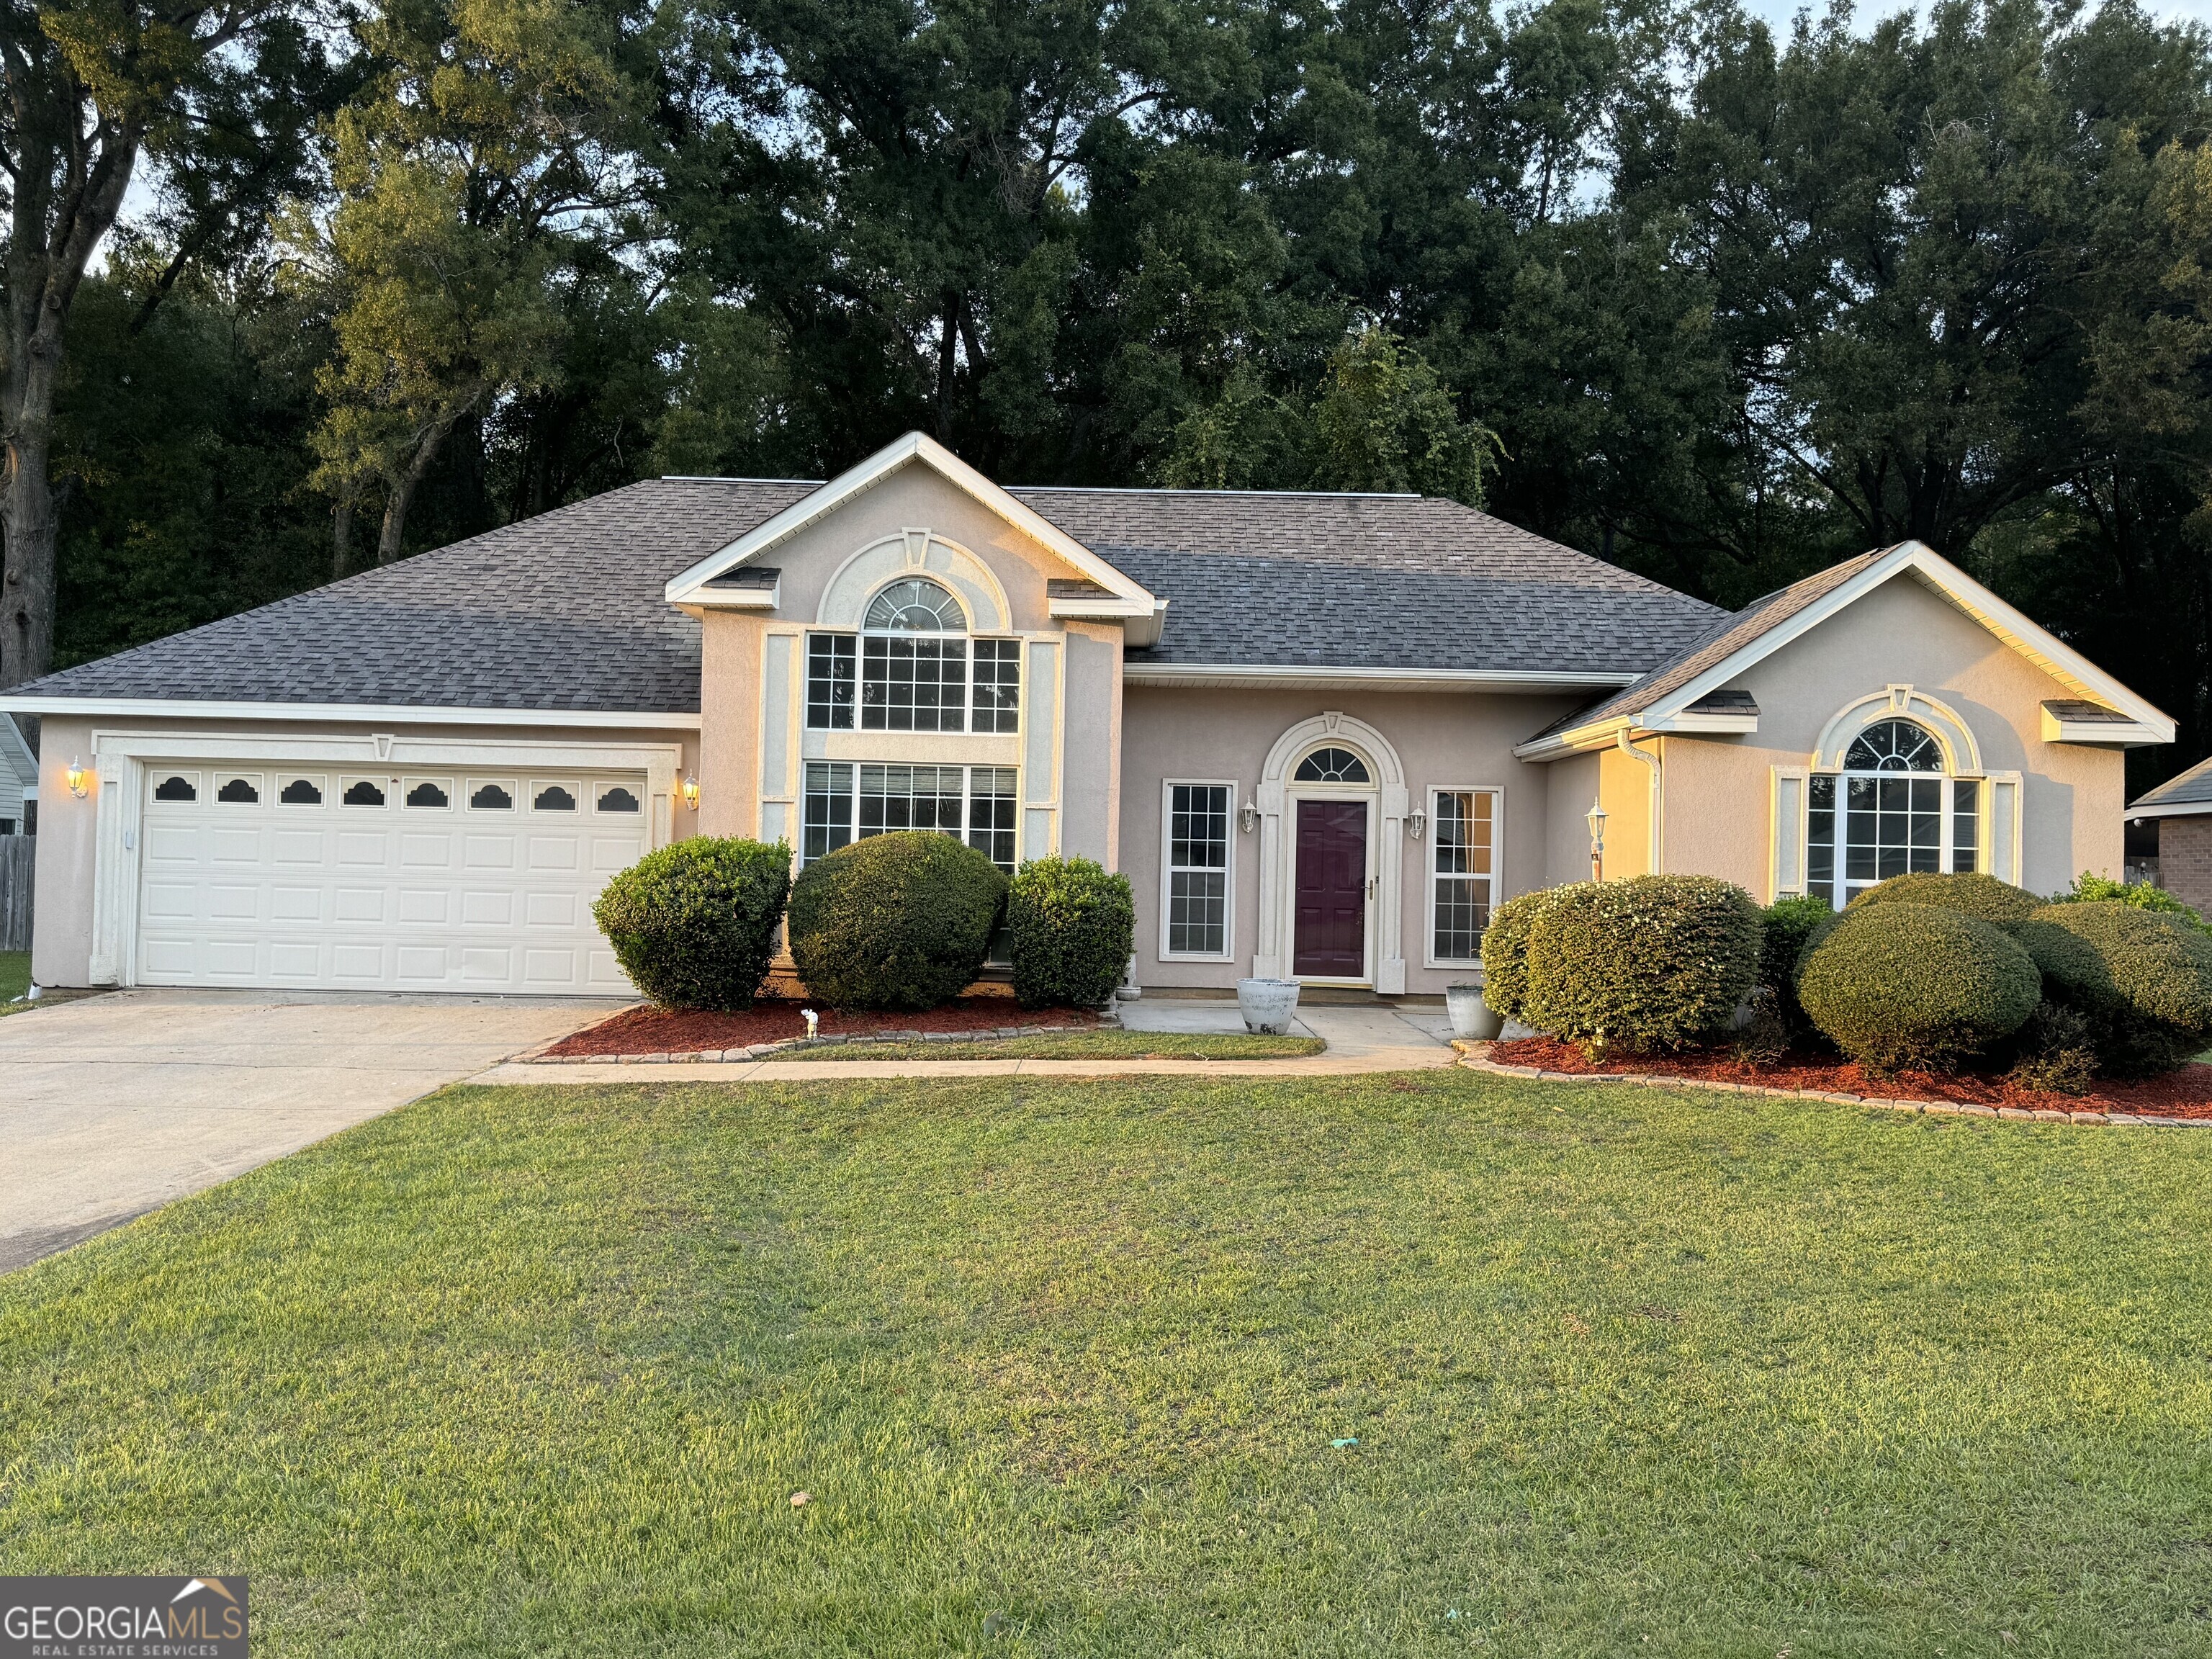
(2157, 815, 2212, 914)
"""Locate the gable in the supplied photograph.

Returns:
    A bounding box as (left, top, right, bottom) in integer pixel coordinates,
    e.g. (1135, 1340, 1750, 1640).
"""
(665, 432, 1163, 643)
(1517, 542, 2172, 758)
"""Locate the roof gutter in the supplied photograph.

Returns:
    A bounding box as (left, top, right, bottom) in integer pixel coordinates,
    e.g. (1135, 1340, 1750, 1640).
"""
(0, 696, 703, 730)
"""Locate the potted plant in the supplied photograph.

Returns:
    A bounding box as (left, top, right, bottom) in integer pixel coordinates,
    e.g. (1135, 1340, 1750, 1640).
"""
(1236, 977, 1300, 1034)
(1445, 981, 1502, 1040)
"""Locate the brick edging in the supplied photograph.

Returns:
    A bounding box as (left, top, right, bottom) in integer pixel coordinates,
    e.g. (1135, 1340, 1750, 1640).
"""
(1449, 1042, 2212, 1127)
(518, 1014, 1107, 1066)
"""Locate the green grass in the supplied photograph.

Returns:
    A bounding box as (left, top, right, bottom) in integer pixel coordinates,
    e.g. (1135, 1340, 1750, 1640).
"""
(776, 1030, 1325, 1061)
(0, 949, 29, 1012)
(4, 1072, 2211, 1657)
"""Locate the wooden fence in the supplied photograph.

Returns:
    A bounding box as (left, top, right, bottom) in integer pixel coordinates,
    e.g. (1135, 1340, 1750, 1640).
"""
(0, 835, 32, 953)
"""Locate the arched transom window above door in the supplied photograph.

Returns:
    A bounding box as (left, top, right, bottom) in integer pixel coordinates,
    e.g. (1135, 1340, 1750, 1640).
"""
(1292, 746, 1371, 784)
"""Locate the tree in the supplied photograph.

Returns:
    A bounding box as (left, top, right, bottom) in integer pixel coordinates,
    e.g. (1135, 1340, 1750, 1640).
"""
(291, 0, 650, 570)
(0, 0, 319, 687)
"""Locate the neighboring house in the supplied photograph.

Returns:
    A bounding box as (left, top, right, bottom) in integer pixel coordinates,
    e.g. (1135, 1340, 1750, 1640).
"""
(2125, 758, 2212, 913)
(0, 714, 34, 836)
(0, 433, 2174, 998)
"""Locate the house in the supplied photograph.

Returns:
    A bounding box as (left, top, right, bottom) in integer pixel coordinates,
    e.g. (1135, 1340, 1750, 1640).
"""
(0, 714, 34, 836)
(2124, 759, 2212, 913)
(0, 432, 2173, 999)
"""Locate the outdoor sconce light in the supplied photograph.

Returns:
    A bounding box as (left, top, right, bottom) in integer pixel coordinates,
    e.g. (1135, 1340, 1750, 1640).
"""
(1586, 797, 1608, 881)
(682, 775, 700, 811)
(66, 757, 89, 799)
(1407, 806, 1427, 840)
(1238, 798, 1259, 834)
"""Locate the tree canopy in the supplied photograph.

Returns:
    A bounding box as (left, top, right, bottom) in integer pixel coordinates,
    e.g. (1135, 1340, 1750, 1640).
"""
(12, 0, 2212, 789)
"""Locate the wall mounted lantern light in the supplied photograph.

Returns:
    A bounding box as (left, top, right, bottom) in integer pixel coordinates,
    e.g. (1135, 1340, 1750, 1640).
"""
(682, 775, 701, 811)
(1406, 806, 1427, 840)
(66, 757, 89, 799)
(1238, 798, 1259, 835)
(1586, 798, 1608, 881)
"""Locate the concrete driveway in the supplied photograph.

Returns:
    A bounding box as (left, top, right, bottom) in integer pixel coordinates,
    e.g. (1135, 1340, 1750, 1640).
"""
(0, 989, 623, 1273)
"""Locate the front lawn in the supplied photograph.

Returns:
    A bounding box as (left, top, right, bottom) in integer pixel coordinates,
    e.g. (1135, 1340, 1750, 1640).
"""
(0, 948, 29, 1012)
(3, 1073, 2209, 1656)
(775, 1029, 1324, 1060)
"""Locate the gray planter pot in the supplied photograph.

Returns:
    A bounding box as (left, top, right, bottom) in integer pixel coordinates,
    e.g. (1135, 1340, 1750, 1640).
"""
(1444, 982, 1503, 1040)
(1236, 977, 1301, 1035)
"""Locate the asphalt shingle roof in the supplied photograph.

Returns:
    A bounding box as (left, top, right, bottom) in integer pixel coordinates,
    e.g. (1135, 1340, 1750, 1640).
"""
(7, 477, 1727, 713)
(2132, 752, 2212, 810)
(1530, 550, 1887, 740)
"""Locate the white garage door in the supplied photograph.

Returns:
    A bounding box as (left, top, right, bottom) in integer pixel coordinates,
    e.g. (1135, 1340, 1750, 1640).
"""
(136, 765, 648, 993)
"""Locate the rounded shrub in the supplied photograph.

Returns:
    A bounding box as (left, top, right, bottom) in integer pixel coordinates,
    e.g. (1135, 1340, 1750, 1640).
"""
(787, 831, 1009, 1010)
(2018, 900, 2212, 1076)
(592, 836, 792, 1011)
(2055, 871, 2212, 934)
(1846, 871, 2042, 926)
(1520, 875, 1763, 1052)
(1479, 882, 1591, 1024)
(1007, 856, 1136, 1008)
(1795, 902, 2038, 1074)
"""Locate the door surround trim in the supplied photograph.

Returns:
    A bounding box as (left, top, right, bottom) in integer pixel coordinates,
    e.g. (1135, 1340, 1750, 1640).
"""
(1251, 711, 1408, 992)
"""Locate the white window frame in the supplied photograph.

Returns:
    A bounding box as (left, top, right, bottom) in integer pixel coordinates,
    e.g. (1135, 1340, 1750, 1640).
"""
(1423, 785, 1502, 969)
(801, 625, 1024, 736)
(798, 760, 1022, 873)
(1158, 778, 1237, 962)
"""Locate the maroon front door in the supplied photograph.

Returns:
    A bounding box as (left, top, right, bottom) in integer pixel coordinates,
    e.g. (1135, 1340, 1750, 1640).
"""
(1293, 799, 1368, 978)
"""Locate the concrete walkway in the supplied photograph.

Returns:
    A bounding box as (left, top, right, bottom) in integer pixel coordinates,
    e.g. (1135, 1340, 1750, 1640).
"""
(0, 989, 621, 1272)
(473, 1000, 1456, 1086)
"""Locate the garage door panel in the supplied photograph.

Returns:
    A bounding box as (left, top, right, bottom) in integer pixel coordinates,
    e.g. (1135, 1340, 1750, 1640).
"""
(272, 831, 327, 865)
(269, 942, 322, 978)
(465, 836, 517, 869)
(271, 886, 323, 922)
(401, 832, 454, 868)
(398, 889, 452, 924)
(136, 765, 647, 994)
(207, 884, 261, 921)
(462, 890, 513, 925)
(527, 837, 578, 871)
(334, 888, 386, 922)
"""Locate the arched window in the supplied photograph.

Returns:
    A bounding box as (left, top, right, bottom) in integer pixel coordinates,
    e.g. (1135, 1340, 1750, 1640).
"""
(865, 577, 965, 632)
(1293, 746, 1371, 784)
(1845, 719, 1943, 773)
(1809, 716, 1979, 908)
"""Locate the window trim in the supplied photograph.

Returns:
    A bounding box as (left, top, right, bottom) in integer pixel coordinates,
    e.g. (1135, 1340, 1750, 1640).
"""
(803, 624, 1022, 736)
(1158, 778, 1238, 963)
(798, 760, 1023, 874)
(1422, 785, 1503, 970)
(1804, 767, 1990, 909)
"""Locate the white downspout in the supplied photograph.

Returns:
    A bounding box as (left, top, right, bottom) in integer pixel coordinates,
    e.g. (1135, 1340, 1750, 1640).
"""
(1616, 729, 1661, 875)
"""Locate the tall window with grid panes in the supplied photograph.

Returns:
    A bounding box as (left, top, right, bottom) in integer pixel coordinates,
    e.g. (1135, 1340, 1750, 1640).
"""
(799, 577, 1022, 873)
(1805, 718, 1979, 909)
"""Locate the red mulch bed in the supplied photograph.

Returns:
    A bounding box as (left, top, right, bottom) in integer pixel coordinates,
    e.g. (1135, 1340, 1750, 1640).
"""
(1488, 1037, 2212, 1118)
(544, 997, 1100, 1058)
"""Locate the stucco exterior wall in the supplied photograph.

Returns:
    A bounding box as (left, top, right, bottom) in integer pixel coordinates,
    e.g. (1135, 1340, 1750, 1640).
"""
(1060, 624, 1123, 867)
(1118, 685, 1583, 993)
(1655, 573, 2126, 898)
(699, 611, 766, 841)
(27, 714, 698, 988)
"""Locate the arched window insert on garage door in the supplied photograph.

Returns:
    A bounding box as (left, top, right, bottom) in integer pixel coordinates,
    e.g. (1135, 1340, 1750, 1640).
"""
(1807, 718, 1979, 909)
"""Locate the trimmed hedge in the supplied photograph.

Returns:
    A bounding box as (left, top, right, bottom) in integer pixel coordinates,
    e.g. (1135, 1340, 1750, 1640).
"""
(592, 837, 792, 1011)
(787, 832, 1009, 1010)
(1759, 894, 1835, 1033)
(2056, 871, 2212, 935)
(1847, 871, 2043, 926)
(1008, 857, 1136, 1008)
(1796, 902, 2038, 1073)
(1521, 875, 1763, 1052)
(1479, 882, 1591, 1024)
(2019, 900, 2212, 1076)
